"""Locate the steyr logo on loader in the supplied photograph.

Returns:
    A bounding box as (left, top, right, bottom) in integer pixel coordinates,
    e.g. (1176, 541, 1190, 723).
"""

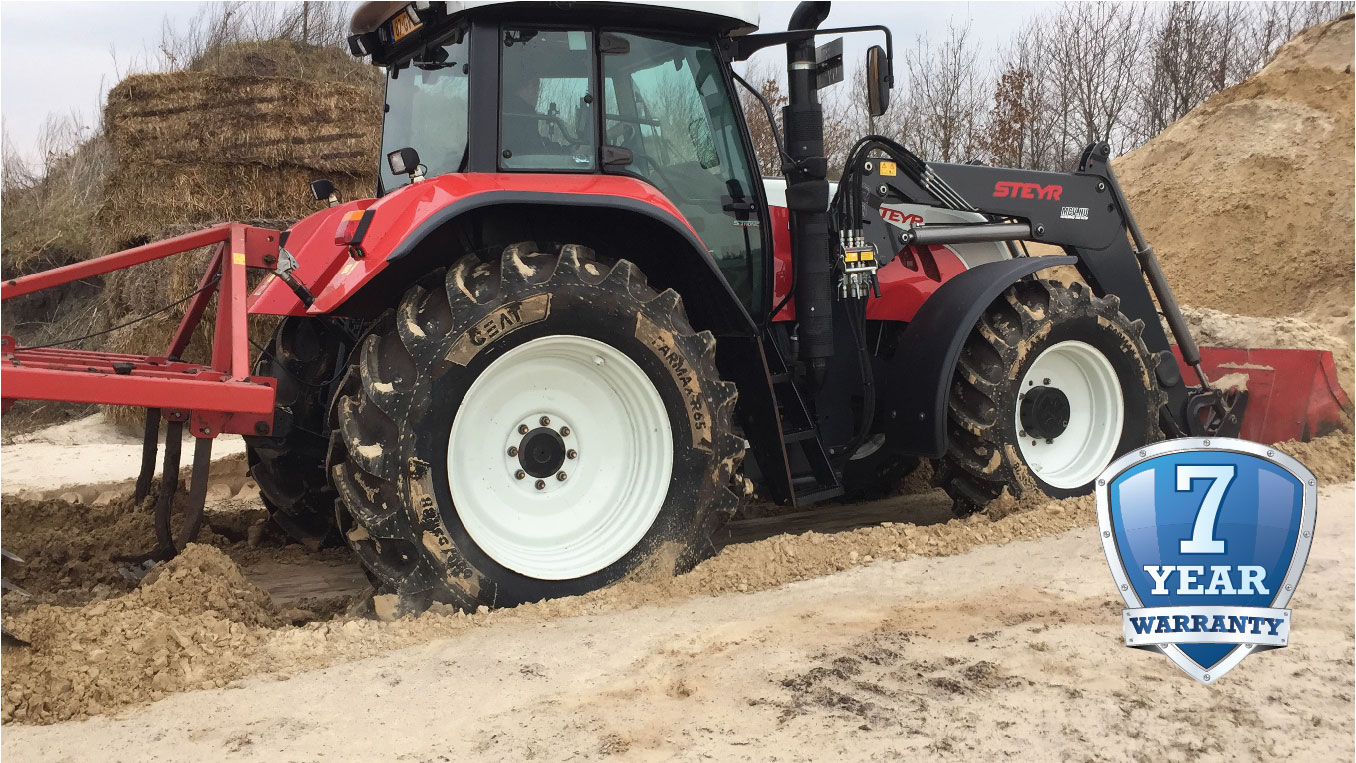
(445, 293, 551, 366)
(879, 208, 924, 226)
(994, 181, 1063, 201)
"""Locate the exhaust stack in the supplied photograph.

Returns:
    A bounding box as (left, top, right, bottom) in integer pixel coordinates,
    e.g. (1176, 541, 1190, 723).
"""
(784, 1, 834, 387)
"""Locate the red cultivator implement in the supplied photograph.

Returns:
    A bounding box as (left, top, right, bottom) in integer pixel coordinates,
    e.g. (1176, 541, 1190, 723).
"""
(2, 224, 281, 563)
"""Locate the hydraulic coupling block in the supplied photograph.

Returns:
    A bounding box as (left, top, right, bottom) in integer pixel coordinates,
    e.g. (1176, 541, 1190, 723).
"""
(837, 229, 880, 300)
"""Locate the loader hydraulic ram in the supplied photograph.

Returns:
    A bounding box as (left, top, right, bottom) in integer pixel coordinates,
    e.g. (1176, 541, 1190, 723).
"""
(1, 1, 1347, 612)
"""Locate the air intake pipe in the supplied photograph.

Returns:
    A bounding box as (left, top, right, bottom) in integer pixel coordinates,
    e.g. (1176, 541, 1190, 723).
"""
(784, 1, 834, 389)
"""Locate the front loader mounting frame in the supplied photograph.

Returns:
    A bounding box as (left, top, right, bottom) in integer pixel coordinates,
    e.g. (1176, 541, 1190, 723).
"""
(1, 223, 283, 563)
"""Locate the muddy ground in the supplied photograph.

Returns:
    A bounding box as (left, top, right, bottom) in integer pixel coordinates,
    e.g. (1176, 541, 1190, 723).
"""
(0, 422, 1351, 761)
(0, 473, 1351, 761)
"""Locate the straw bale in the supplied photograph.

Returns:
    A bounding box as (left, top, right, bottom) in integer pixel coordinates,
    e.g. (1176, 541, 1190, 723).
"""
(104, 72, 381, 174)
(94, 163, 374, 251)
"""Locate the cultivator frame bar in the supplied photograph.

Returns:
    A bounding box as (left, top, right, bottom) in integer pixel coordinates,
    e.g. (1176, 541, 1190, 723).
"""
(1, 223, 283, 563)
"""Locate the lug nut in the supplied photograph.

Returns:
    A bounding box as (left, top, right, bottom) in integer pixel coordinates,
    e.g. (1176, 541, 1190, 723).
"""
(540, 416, 551, 426)
(508, 446, 519, 457)
(518, 424, 529, 435)
(557, 472, 568, 481)
(515, 470, 526, 480)
(535, 480, 546, 490)
(559, 426, 571, 437)
(567, 449, 578, 460)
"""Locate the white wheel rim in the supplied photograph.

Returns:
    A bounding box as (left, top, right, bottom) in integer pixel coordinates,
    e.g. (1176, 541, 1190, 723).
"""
(447, 335, 673, 580)
(1014, 340, 1124, 490)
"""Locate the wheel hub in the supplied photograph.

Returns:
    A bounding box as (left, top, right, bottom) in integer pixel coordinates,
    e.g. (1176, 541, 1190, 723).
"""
(518, 426, 567, 479)
(1019, 386, 1071, 441)
(1012, 340, 1125, 489)
(505, 414, 577, 492)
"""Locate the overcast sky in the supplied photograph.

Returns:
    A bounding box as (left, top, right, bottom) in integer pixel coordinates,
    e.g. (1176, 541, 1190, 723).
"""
(0, 1, 1058, 167)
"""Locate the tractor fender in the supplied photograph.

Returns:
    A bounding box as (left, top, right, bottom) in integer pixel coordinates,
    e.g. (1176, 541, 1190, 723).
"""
(255, 173, 755, 337)
(373, 188, 757, 335)
(883, 255, 1078, 458)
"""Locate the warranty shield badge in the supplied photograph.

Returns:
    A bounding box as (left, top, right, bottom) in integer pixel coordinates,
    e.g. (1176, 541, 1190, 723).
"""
(1096, 438, 1317, 684)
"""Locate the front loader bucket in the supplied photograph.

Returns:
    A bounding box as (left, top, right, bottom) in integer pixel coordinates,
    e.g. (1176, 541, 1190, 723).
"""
(1175, 346, 1352, 444)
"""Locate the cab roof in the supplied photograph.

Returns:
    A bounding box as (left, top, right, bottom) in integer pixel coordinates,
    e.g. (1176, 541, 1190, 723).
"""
(350, 1, 761, 38)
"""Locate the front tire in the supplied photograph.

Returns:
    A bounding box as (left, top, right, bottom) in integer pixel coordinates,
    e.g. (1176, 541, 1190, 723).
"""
(936, 279, 1163, 515)
(328, 243, 742, 611)
(244, 317, 353, 548)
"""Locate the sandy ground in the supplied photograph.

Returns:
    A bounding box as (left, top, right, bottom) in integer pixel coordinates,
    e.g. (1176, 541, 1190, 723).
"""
(1, 415, 246, 496)
(2, 482, 1351, 762)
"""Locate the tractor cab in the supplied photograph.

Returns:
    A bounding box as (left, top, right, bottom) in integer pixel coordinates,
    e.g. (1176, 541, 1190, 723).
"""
(354, 1, 770, 307)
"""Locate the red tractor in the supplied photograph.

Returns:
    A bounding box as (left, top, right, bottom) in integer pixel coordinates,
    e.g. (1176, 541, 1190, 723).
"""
(2, 1, 1348, 613)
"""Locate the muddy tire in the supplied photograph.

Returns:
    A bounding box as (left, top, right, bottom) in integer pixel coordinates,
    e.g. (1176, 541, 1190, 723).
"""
(328, 242, 742, 612)
(244, 317, 354, 548)
(935, 280, 1163, 515)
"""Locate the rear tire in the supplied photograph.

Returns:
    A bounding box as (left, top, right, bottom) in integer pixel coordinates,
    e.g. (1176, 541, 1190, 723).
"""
(328, 242, 742, 611)
(244, 317, 353, 549)
(935, 280, 1163, 515)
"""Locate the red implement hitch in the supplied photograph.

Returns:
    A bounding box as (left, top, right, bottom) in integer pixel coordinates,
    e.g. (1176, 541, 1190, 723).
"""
(1, 223, 282, 564)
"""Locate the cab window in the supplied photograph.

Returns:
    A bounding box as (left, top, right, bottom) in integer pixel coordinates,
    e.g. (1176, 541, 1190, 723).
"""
(602, 32, 766, 309)
(380, 37, 470, 192)
(500, 28, 596, 170)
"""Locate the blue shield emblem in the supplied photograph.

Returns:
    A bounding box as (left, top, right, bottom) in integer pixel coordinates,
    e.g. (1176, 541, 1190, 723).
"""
(1096, 438, 1316, 683)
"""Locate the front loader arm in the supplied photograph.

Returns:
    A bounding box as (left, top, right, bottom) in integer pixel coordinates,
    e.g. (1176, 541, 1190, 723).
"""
(863, 142, 1238, 438)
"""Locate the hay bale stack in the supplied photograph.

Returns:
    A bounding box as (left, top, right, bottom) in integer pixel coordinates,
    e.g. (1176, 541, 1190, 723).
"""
(98, 69, 380, 249)
(93, 45, 381, 425)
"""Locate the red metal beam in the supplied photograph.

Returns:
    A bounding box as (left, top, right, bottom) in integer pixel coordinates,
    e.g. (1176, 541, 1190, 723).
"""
(1, 225, 234, 299)
(168, 244, 225, 359)
(1, 364, 274, 414)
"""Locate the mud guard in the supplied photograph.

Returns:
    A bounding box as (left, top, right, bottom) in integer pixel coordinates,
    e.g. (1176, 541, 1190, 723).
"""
(883, 255, 1078, 458)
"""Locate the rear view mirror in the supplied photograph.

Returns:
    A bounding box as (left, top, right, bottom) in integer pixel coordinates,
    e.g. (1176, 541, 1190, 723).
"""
(866, 45, 891, 117)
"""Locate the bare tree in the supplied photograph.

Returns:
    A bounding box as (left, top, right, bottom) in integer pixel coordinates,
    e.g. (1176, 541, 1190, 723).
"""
(900, 21, 986, 163)
(736, 60, 788, 176)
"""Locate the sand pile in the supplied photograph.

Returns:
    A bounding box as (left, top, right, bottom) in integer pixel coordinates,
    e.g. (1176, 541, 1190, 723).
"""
(1114, 15, 1355, 321)
(2, 545, 281, 723)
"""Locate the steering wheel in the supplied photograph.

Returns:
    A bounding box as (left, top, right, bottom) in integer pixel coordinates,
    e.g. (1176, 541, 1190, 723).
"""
(502, 110, 588, 151)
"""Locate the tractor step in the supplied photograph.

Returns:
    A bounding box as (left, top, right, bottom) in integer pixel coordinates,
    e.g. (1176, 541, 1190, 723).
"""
(762, 334, 843, 508)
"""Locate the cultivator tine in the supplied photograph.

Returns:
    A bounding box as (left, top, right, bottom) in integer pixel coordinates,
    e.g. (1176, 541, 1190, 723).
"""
(152, 420, 184, 553)
(134, 407, 162, 503)
(1, 549, 28, 597)
(178, 436, 213, 548)
(113, 417, 211, 568)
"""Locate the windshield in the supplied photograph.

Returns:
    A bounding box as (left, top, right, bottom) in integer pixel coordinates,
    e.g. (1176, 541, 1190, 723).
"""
(380, 36, 470, 193)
